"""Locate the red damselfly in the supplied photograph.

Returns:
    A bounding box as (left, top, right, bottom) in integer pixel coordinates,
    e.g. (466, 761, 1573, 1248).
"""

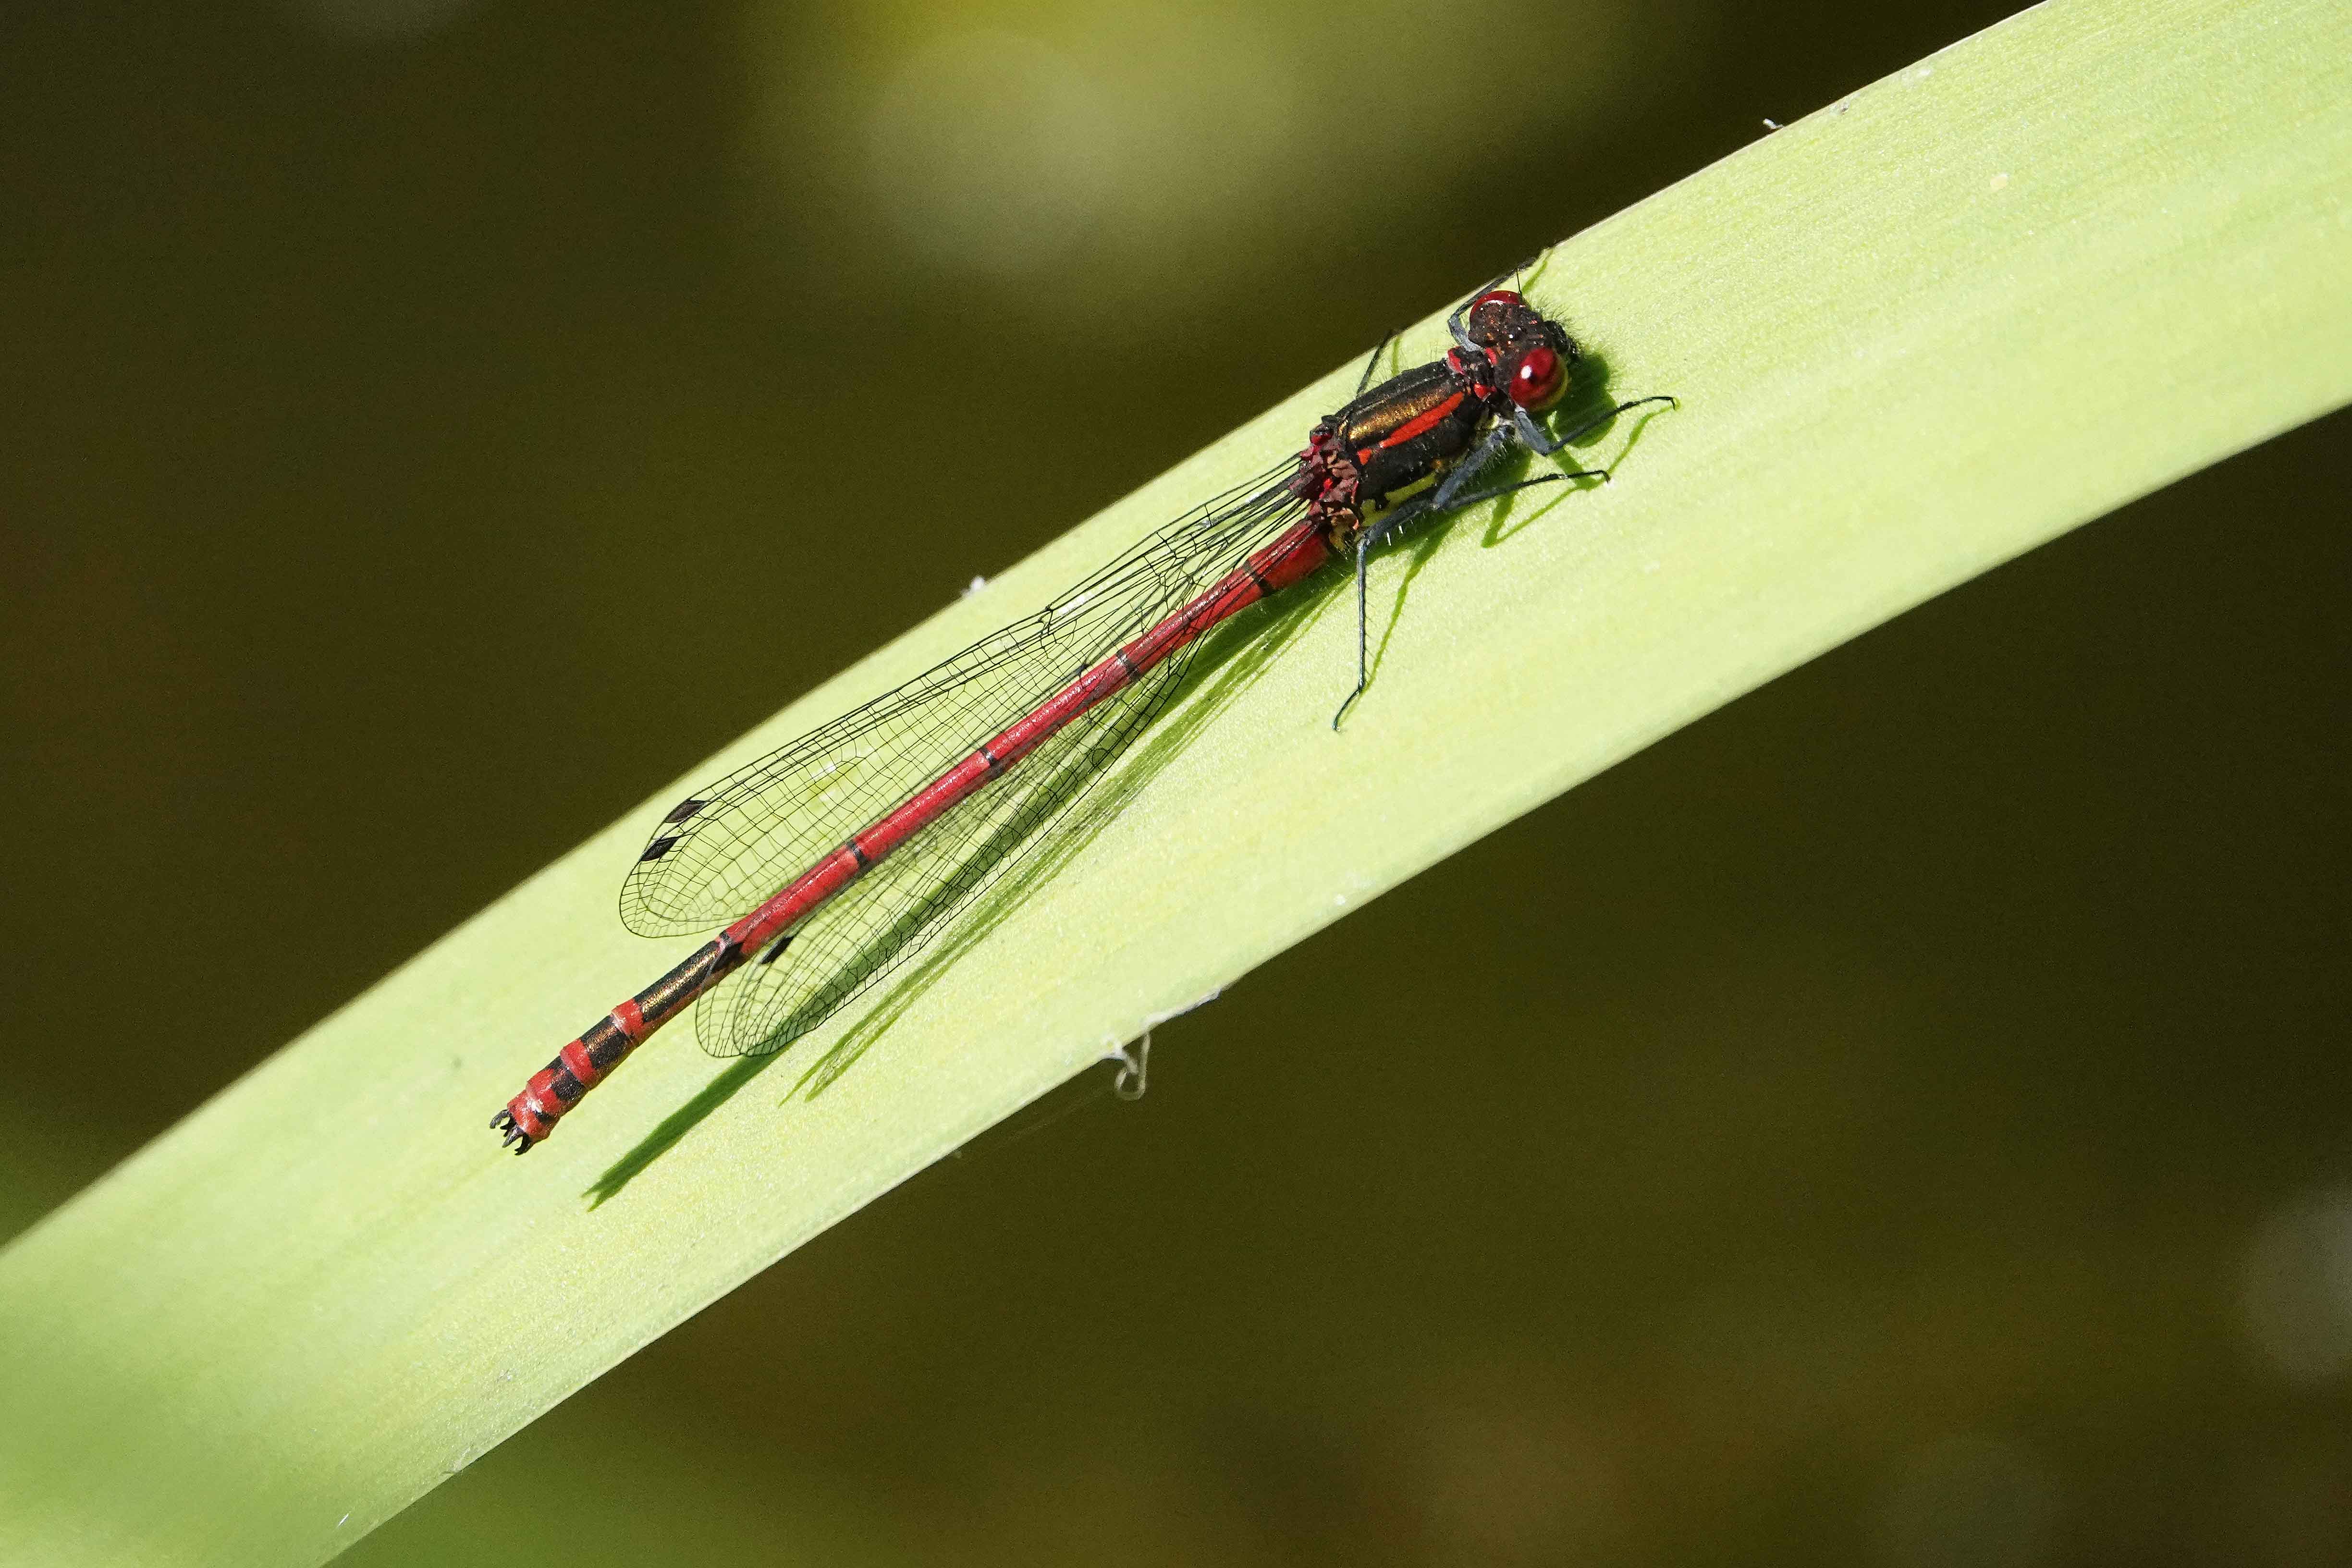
(494, 277, 1671, 1151)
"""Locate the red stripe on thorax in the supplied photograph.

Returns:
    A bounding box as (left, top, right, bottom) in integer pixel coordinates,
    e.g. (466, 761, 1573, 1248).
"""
(1378, 390, 1467, 450)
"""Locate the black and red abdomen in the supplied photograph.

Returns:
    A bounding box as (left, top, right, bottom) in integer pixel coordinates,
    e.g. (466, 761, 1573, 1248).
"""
(496, 934, 747, 1146)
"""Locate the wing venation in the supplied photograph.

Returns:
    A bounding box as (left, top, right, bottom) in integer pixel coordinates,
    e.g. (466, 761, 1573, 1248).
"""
(619, 462, 1301, 943)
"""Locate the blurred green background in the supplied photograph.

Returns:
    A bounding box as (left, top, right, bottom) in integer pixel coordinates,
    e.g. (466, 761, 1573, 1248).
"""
(5, 1, 2349, 1564)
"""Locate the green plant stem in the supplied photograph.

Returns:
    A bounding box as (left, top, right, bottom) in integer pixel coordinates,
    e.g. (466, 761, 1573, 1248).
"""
(3, 1, 2348, 1562)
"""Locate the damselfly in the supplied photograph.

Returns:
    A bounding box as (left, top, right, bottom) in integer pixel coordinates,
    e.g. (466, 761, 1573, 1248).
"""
(494, 277, 1670, 1150)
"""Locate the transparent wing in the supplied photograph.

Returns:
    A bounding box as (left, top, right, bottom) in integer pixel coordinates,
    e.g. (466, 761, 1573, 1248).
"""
(620, 460, 1302, 942)
(691, 638, 1199, 1057)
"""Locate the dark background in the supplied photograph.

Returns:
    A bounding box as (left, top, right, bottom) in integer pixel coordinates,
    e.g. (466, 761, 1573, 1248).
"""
(5, 3, 2348, 1564)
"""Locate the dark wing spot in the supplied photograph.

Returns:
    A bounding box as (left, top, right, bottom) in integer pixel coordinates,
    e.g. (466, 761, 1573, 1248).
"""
(639, 834, 681, 863)
(662, 797, 707, 825)
(758, 933, 796, 966)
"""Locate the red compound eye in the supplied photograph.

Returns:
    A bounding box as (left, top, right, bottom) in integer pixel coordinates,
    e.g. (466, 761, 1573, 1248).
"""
(1470, 288, 1523, 311)
(1509, 344, 1566, 411)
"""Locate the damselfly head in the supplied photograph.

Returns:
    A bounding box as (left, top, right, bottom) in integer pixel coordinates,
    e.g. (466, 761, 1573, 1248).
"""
(1465, 290, 1580, 411)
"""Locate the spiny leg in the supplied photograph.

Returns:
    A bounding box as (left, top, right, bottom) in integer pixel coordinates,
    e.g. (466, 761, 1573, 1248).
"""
(1428, 420, 1518, 509)
(1328, 428, 1613, 730)
(1331, 494, 1434, 730)
(1428, 422, 1605, 511)
(1515, 393, 1678, 458)
(1354, 329, 1402, 398)
(1436, 472, 1593, 511)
